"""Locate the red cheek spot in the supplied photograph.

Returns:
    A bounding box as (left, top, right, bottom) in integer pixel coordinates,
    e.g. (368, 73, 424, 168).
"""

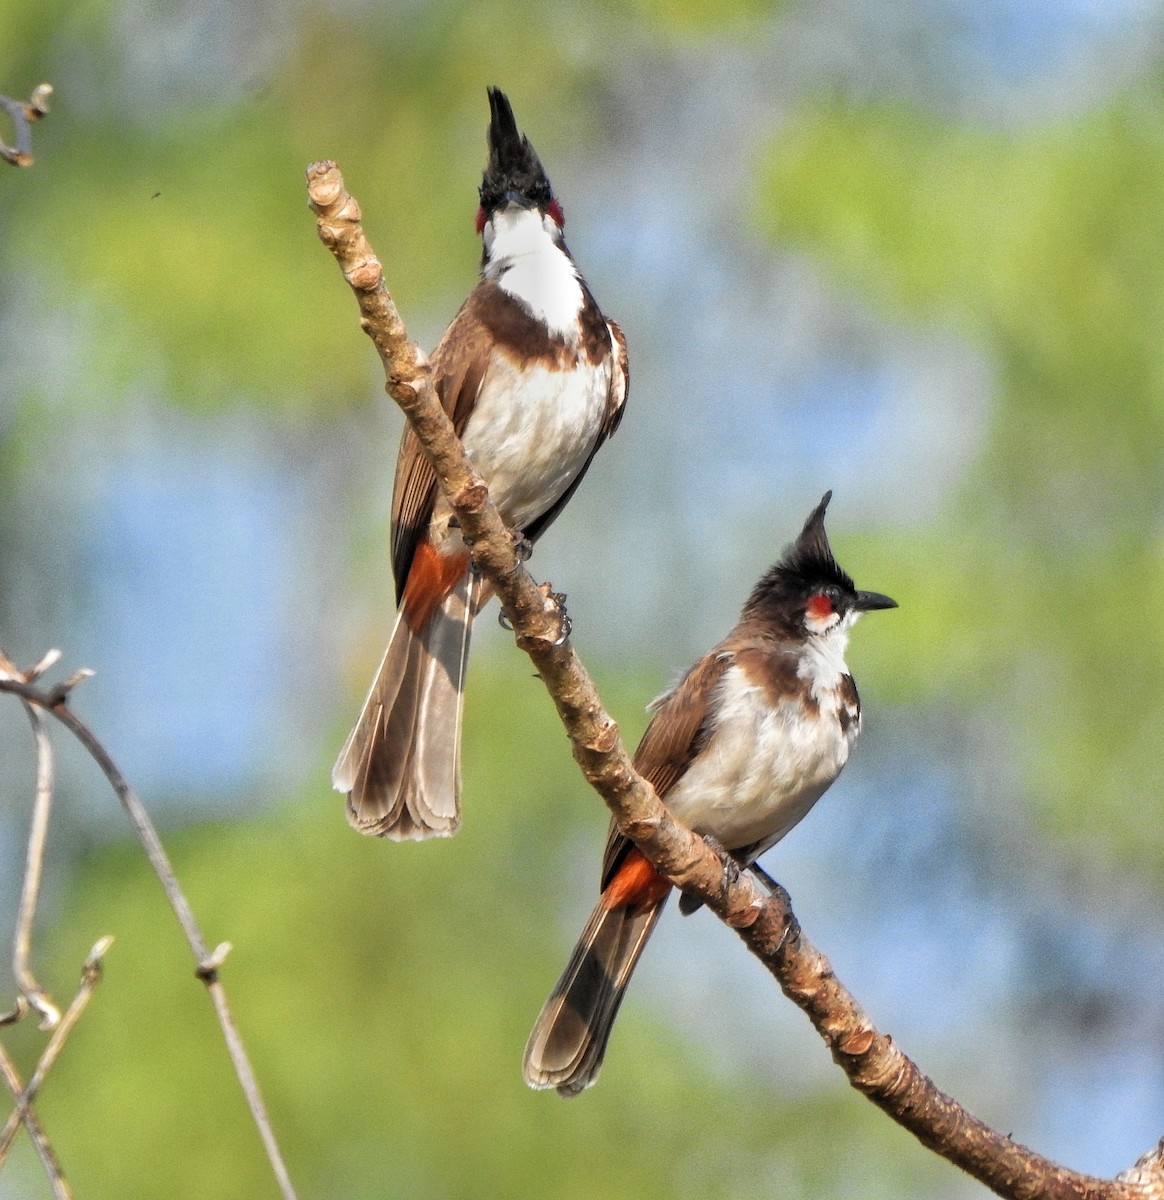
(547, 199, 565, 228)
(807, 593, 834, 623)
(475, 206, 486, 234)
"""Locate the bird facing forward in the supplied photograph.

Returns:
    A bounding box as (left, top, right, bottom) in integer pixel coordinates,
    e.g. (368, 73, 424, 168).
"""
(333, 87, 628, 840)
(523, 492, 896, 1096)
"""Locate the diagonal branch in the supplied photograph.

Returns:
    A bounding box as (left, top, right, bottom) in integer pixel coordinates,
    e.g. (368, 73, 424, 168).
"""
(306, 157, 1164, 1200)
(0, 669, 298, 1200)
(0, 1040, 70, 1199)
(0, 936, 113, 1165)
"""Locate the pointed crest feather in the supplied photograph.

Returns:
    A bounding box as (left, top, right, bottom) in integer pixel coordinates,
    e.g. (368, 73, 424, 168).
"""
(745, 491, 855, 616)
(481, 86, 553, 212)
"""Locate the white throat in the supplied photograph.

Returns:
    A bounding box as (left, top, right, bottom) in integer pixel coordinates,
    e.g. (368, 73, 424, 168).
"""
(483, 206, 583, 340)
(799, 614, 857, 698)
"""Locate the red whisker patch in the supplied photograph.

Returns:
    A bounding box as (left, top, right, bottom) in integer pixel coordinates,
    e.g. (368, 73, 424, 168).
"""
(807, 593, 834, 623)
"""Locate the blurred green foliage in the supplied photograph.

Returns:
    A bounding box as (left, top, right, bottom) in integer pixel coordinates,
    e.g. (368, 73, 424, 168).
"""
(757, 92, 1164, 872)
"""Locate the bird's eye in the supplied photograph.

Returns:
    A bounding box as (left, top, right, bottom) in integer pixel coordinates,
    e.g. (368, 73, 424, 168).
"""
(475, 206, 487, 234)
(547, 199, 565, 228)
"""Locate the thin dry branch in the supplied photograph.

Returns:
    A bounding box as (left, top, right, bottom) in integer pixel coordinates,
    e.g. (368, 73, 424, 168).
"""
(0, 84, 52, 167)
(0, 936, 113, 1165)
(307, 158, 1164, 1200)
(1, 647, 64, 1030)
(0, 667, 298, 1200)
(0, 1041, 69, 1199)
(13, 704, 61, 1028)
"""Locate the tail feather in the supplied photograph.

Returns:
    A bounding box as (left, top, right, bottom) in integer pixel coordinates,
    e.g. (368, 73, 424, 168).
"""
(333, 571, 479, 839)
(523, 890, 668, 1096)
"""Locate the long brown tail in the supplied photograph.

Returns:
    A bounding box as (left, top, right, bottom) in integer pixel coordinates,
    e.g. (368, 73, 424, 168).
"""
(332, 570, 480, 839)
(523, 872, 670, 1096)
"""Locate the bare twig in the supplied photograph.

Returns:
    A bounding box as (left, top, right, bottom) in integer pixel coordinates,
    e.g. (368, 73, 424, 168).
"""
(0, 671, 298, 1200)
(12, 703, 62, 1029)
(0, 999, 28, 1027)
(0, 936, 113, 1165)
(307, 158, 1164, 1200)
(0, 84, 52, 167)
(0, 1041, 69, 1198)
(1, 649, 63, 1030)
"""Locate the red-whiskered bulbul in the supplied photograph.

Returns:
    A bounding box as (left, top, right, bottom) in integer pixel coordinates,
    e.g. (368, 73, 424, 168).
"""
(333, 87, 628, 840)
(523, 492, 896, 1095)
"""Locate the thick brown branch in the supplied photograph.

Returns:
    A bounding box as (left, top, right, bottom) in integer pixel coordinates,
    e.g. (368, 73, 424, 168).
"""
(307, 160, 1163, 1199)
(0, 85, 52, 167)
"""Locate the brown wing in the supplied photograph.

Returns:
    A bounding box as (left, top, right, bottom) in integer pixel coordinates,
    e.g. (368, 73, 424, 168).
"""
(600, 646, 732, 889)
(602, 317, 629, 439)
(390, 292, 494, 601)
(520, 312, 629, 546)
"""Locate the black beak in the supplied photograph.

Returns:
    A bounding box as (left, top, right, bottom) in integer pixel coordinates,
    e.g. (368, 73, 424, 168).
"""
(854, 590, 897, 612)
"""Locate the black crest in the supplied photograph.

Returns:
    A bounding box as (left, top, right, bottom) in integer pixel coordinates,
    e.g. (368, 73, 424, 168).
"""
(744, 492, 856, 620)
(480, 87, 553, 213)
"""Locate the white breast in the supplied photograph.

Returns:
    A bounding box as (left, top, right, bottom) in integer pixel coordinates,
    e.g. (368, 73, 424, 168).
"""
(453, 355, 610, 532)
(428, 206, 610, 542)
(663, 661, 858, 856)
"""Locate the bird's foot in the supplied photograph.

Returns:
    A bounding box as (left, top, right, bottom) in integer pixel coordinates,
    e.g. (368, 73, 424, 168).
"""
(543, 586, 571, 646)
(678, 835, 739, 916)
(746, 860, 781, 897)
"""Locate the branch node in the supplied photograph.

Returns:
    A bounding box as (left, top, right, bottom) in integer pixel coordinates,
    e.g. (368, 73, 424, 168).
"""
(27, 84, 52, 118)
(591, 720, 620, 754)
(196, 942, 233, 983)
(83, 935, 115, 984)
(0, 997, 28, 1027)
(385, 372, 423, 400)
(621, 814, 662, 841)
(515, 633, 556, 655)
(452, 482, 490, 514)
(46, 668, 95, 706)
(839, 1028, 877, 1057)
(26, 648, 62, 682)
(345, 258, 382, 291)
(336, 194, 363, 224)
(725, 899, 763, 930)
(305, 160, 342, 206)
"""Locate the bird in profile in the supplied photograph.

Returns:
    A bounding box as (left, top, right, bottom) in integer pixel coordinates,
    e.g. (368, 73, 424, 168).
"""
(333, 87, 628, 840)
(523, 492, 896, 1095)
